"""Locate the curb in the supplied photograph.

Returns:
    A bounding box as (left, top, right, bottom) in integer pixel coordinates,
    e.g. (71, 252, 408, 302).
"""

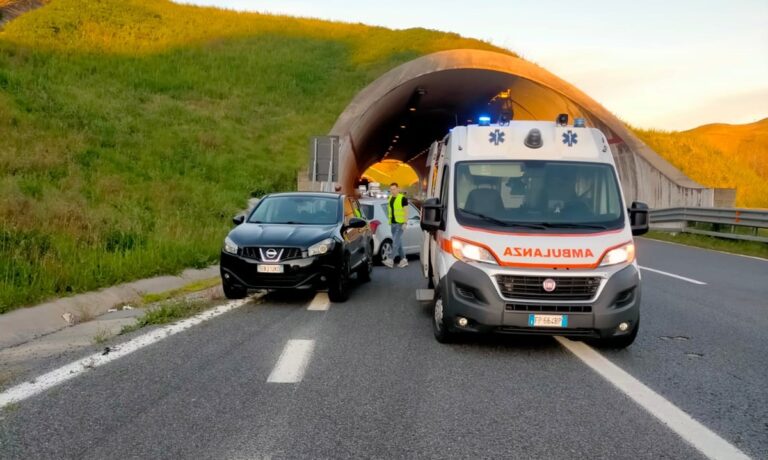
(0, 265, 220, 350)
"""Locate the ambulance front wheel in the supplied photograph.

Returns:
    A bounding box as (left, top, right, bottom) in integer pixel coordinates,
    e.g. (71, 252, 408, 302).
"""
(432, 283, 457, 344)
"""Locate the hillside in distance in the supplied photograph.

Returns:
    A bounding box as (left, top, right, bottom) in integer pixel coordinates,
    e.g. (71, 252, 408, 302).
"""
(632, 118, 768, 208)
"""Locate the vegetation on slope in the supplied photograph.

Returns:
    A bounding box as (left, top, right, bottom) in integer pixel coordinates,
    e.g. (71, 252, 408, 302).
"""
(631, 118, 768, 208)
(0, 0, 506, 312)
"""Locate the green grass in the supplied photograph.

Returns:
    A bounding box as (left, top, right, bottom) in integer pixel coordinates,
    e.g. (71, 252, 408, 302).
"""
(120, 298, 211, 334)
(140, 277, 220, 304)
(643, 231, 768, 259)
(0, 0, 506, 313)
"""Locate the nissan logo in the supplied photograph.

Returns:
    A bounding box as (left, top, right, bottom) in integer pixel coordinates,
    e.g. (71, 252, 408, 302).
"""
(542, 278, 557, 292)
(265, 248, 278, 259)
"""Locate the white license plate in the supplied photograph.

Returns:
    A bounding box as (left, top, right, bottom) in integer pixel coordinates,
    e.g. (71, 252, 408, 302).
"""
(528, 314, 568, 328)
(257, 264, 284, 274)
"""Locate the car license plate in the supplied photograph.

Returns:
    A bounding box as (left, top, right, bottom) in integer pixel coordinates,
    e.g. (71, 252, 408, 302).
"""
(257, 264, 283, 274)
(528, 314, 568, 328)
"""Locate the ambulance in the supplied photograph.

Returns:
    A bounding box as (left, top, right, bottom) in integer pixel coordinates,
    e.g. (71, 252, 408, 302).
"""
(419, 115, 649, 347)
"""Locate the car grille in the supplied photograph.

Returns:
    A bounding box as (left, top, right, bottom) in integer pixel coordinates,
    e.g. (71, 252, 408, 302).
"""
(495, 275, 601, 301)
(240, 247, 303, 262)
(505, 304, 592, 313)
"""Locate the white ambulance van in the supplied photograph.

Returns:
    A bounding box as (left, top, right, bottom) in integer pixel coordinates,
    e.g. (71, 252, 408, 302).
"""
(419, 116, 649, 348)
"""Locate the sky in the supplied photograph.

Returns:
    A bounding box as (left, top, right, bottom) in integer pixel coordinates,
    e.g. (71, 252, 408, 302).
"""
(176, 0, 767, 131)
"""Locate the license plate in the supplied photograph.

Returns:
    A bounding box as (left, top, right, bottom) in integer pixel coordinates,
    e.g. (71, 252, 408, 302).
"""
(528, 314, 568, 328)
(257, 264, 283, 274)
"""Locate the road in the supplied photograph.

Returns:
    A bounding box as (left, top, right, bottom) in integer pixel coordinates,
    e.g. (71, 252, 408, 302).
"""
(1, 238, 766, 459)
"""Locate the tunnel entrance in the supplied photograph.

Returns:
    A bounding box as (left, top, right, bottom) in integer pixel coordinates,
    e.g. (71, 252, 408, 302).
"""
(300, 49, 714, 208)
(359, 160, 419, 197)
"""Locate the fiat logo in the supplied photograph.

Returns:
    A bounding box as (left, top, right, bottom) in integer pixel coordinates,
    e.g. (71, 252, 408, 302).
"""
(265, 248, 278, 259)
(542, 278, 557, 292)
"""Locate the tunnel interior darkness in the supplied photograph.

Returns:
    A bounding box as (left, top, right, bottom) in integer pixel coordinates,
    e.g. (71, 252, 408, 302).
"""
(342, 69, 592, 189)
(316, 49, 713, 208)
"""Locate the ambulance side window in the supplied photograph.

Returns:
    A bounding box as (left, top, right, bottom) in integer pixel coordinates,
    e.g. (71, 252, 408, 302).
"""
(439, 167, 450, 206)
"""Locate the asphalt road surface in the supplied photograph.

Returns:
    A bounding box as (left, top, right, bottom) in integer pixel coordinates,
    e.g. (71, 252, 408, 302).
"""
(1, 238, 766, 459)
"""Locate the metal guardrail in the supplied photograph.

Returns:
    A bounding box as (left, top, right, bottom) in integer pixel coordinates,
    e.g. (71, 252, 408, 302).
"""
(649, 207, 768, 243)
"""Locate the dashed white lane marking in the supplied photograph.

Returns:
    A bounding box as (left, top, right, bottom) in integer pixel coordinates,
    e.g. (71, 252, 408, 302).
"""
(640, 266, 707, 285)
(0, 298, 252, 410)
(307, 292, 330, 311)
(267, 339, 315, 384)
(556, 337, 750, 460)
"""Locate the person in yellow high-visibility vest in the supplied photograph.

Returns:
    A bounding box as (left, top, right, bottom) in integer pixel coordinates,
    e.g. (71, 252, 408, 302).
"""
(385, 183, 409, 268)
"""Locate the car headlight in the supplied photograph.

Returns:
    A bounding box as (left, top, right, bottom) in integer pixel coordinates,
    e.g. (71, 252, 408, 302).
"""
(599, 242, 635, 266)
(223, 236, 239, 255)
(451, 238, 498, 265)
(308, 238, 335, 257)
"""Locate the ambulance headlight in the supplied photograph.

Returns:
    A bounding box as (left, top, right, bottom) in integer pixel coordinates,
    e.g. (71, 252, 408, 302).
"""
(599, 243, 635, 267)
(451, 238, 498, 265)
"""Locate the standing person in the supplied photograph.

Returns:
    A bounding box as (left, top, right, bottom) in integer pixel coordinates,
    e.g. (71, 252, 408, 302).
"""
(385, 183, 408, 268)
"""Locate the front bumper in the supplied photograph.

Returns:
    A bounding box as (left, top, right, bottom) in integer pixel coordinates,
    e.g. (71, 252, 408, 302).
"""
(441, 261, 640, 339)
(220, 250, 339, 291)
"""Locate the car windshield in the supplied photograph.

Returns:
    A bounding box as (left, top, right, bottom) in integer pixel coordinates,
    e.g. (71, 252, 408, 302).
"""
(454, 160, 624, 231)
(248, 196, 339, 225)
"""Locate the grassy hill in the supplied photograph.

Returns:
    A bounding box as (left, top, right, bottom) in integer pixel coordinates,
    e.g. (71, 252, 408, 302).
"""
(0, 0, 505, 312)
(631, 119, 768, 208)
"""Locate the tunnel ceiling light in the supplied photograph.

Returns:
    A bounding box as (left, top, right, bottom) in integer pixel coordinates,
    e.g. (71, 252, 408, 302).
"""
(400, 125, 406, 129)
(409, 107, 416, 112)
(394, 135, 399, 139)
(392, 139, 398, 143)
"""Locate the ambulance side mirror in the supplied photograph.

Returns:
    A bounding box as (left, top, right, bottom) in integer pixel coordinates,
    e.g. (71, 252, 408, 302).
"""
(629, 201, 649, 236)
(420, 198, 444, 233)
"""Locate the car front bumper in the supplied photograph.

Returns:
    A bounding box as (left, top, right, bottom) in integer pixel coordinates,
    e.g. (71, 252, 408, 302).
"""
(220, 250, 340, 291)
(440, 261, 640, 339)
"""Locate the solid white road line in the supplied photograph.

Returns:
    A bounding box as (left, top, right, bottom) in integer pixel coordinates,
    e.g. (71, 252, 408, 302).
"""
(639, 266, 707, 285)
(307, 292, 330, 311)
(267, 339, 315, 384)
(0, 298, 252, 410)
(556, 337, 750, 460)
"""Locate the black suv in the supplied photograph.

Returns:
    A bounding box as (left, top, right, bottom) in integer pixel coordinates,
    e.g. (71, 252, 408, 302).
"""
(220, 192, 373, 302)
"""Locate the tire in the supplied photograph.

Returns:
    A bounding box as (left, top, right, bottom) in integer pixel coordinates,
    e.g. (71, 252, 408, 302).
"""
(222, 280, 247, 300)
(328, 258, 350, 303)
(376, 239, 393, 266)
(432, 284, 457, 344)
(357, 243, 373, 283)
(594, 318, 639, 349)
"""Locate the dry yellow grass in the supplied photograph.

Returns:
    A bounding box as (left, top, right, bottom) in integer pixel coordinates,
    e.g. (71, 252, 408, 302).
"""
(632, 118, 768, 208)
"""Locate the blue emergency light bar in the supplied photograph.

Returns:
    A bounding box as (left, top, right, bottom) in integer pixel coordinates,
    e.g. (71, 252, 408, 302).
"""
(478, 115, 491, 126)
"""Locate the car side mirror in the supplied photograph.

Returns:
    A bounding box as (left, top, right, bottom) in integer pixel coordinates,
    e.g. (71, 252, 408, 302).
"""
(421, 198, 444, 233)
(347, 217, 367, 229)
(629, 201, 649, 236)
(232, 215, 245, 226)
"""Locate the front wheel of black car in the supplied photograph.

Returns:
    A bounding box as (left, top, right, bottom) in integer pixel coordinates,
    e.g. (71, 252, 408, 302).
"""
(328, 259, 350, 303)
(223, 280, 247, 300)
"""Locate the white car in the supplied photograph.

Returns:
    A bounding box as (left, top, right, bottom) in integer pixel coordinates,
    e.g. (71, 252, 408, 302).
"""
(359, 198, 421, 265)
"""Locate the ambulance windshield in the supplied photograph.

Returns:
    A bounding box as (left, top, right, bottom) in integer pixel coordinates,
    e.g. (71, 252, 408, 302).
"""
(454, 160, 624, 232)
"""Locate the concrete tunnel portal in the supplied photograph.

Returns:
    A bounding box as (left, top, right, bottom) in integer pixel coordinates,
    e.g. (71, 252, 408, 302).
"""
(303, 49, 716, 209)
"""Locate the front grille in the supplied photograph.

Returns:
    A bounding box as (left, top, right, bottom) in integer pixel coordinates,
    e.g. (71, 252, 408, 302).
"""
(505, 304, 592, 313)
(495, 275, 601, 301)
(240, 247, 303, 262)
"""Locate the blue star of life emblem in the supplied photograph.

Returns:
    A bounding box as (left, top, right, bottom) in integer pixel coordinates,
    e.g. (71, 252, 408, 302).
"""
(489, 129, 505, 146)
(562, 130, 578, 147)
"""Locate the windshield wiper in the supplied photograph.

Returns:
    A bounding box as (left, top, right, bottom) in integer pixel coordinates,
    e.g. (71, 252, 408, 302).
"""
(541, 222, 609, 230)
(458, 209, 546, 230)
